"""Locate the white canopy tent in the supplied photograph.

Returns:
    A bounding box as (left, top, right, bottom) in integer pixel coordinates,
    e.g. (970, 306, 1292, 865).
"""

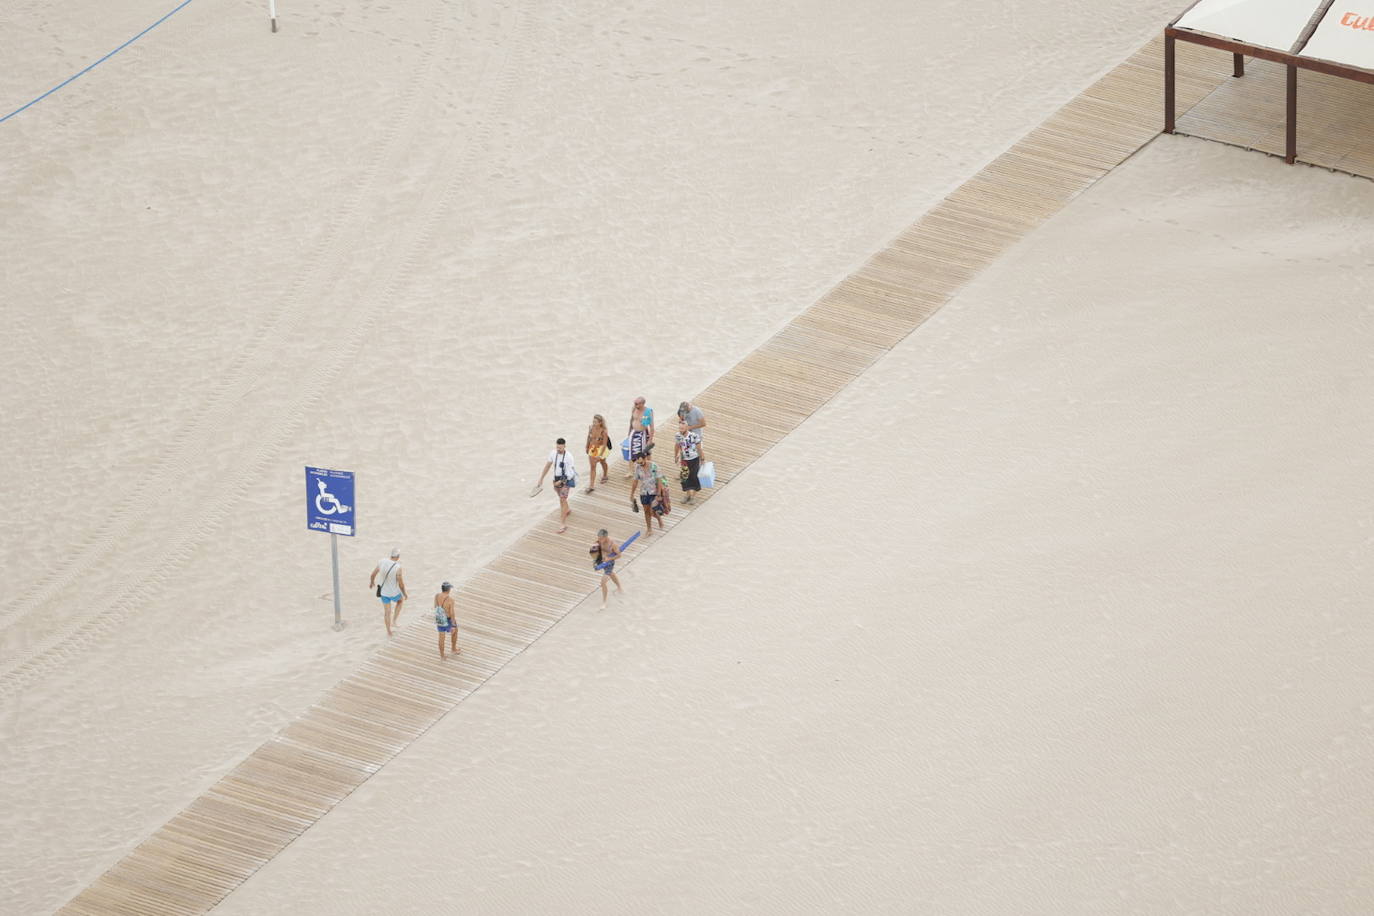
(1165, 0, 1374, 162)
(1304, 7, 1374, 68)
(1176, 0, 1324, 53)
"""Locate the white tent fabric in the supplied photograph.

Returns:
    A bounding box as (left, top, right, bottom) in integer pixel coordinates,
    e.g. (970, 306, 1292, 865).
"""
(1175, 0, 1321, 52)
(1302, 6, 1374, 68)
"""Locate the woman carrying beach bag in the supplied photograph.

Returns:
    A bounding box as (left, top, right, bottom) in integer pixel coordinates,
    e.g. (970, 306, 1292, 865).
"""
(586, 414, 611, 492)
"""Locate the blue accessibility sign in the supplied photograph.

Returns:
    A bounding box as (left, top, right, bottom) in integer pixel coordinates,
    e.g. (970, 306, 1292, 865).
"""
(306, 467, 356, 536)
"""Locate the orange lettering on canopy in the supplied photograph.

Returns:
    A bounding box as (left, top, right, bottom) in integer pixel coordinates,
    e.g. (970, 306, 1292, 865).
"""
(1339, 11, 1374, 30)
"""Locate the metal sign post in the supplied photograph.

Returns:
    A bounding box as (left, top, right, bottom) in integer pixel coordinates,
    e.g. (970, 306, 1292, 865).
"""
(330, 531, 343, 629)
(269, 0, 278, 32)
(306, 466, 356, 630)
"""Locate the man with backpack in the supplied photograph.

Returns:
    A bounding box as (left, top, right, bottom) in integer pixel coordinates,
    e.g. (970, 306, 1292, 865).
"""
(432, 581, 459, 660)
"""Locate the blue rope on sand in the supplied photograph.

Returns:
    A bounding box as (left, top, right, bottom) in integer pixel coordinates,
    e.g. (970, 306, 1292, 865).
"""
(0, 0, 199, 125)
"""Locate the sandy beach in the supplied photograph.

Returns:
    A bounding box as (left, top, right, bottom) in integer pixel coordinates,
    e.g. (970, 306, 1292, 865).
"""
(212, 138, 1374, 915)
(3, 0, 1371, 913)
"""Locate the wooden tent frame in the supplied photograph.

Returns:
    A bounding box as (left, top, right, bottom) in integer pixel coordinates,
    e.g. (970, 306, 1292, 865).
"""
(1164, 0, 1374, 163)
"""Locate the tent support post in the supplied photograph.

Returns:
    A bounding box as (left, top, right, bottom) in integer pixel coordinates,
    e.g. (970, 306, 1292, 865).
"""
(1286, 63, 1297, 164)
(1233, 53, 1245, 77)
(1164, 32, 1176, 134)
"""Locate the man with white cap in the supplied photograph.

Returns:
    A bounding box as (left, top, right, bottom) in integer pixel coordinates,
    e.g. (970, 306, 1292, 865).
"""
(368, 548, 407, 637)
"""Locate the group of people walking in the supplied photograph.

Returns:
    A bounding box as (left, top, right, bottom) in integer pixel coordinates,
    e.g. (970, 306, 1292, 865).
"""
(540, 397, 707, 610)
(373, 398, 710, 656)
(536, 397, 708, 535)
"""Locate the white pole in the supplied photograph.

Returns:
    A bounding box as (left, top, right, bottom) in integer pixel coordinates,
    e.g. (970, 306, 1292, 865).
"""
(269, 0, 278, 32)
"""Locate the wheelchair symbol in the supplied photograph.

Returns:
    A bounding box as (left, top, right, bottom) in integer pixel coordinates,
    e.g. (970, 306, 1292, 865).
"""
(315, 479, 351, 516)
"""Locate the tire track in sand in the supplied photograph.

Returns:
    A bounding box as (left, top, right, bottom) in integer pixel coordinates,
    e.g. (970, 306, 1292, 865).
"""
(1, 0, 448, 637)
(0, 0, 538, 696)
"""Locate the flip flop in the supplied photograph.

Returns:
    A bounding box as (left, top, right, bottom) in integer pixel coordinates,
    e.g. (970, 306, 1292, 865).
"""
(529, 485, 542, 498)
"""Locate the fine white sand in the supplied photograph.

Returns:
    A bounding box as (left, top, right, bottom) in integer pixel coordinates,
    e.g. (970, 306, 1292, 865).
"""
(3, 0, 1360, 913)
(216, 139, 1374, 914)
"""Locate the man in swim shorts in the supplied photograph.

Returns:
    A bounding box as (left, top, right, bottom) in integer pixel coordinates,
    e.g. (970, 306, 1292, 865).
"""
(590, 529, 624, 610)
(369, 548, 407, 637)
(433, 581, 459, 660)
(630, 453, 665, 536)
(625, 397, 655, 477)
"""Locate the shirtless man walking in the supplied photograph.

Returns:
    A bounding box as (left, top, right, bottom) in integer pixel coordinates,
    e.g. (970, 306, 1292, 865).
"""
(590, 529, 625, 610)
(432, 581, 459, 660)
(625, 396, 655, 477)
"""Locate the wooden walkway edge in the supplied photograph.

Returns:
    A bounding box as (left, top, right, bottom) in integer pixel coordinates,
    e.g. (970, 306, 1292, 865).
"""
(59, 36, 1230, 915)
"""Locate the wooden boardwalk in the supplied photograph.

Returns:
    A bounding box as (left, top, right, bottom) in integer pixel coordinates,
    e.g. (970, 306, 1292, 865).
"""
(60, 36, 1231, 915)
(1176, 56, 1374, 179)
